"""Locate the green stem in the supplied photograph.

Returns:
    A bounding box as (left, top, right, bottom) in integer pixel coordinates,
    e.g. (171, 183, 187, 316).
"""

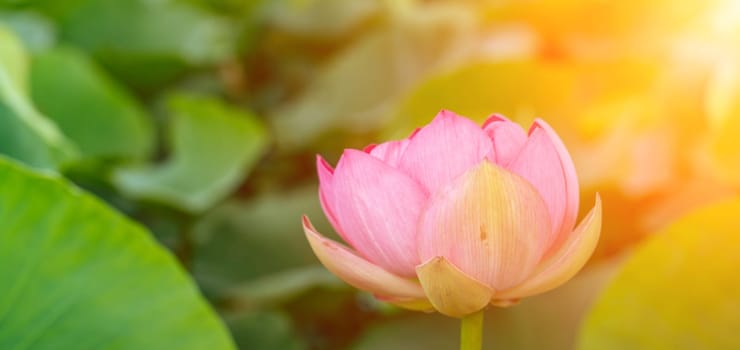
(460, 310, 484, 350)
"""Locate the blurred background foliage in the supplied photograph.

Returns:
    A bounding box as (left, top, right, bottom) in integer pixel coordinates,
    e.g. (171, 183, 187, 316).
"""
(0, 0, 739, 349)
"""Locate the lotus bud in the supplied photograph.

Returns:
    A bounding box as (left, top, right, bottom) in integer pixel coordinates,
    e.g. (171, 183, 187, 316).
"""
(303, 110, 601, 318)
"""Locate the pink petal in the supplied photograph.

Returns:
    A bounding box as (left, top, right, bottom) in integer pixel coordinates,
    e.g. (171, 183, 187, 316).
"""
(481, 113, 507, 129)
(495, 195, 601, 299)
(506, 119, 579, 253)
(482, 114, 528, 166)
(367, 139, 411, 168)
(332, 149, 427, 277)
(533, 119, 580, 246)
(302, 216, 426, 299)
(416, 161, 551, 291)
(317, 155, 345, 240)
(398, 110, 492, 193)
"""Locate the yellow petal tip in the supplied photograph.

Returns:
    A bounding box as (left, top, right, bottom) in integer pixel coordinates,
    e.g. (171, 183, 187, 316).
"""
(416, 257, 494, 318)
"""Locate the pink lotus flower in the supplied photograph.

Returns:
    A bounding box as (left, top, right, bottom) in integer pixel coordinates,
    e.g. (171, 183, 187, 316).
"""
(303, 110, 601, 318)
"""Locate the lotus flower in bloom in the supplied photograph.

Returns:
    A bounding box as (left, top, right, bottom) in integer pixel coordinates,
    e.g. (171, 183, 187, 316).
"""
(303, 110, 602, 318)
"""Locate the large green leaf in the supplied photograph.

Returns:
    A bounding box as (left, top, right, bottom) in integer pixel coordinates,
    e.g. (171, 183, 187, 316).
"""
(0, 156, 235, 349)
(0, 25, 76, 170)
(114, 93, 268, 213)
(56, 0, 235, 62)
(49, 0, 237, 88)
(578, 198, 740, 349)
(192, 186, 333, 297)
(31, 47, 154, 160)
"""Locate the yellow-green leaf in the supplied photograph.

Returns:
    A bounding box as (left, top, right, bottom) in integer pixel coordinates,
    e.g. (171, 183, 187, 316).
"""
(578, 198, 740, 350)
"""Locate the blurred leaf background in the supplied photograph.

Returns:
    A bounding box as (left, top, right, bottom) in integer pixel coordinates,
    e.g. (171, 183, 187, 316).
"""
(0, 0, 739, 349)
